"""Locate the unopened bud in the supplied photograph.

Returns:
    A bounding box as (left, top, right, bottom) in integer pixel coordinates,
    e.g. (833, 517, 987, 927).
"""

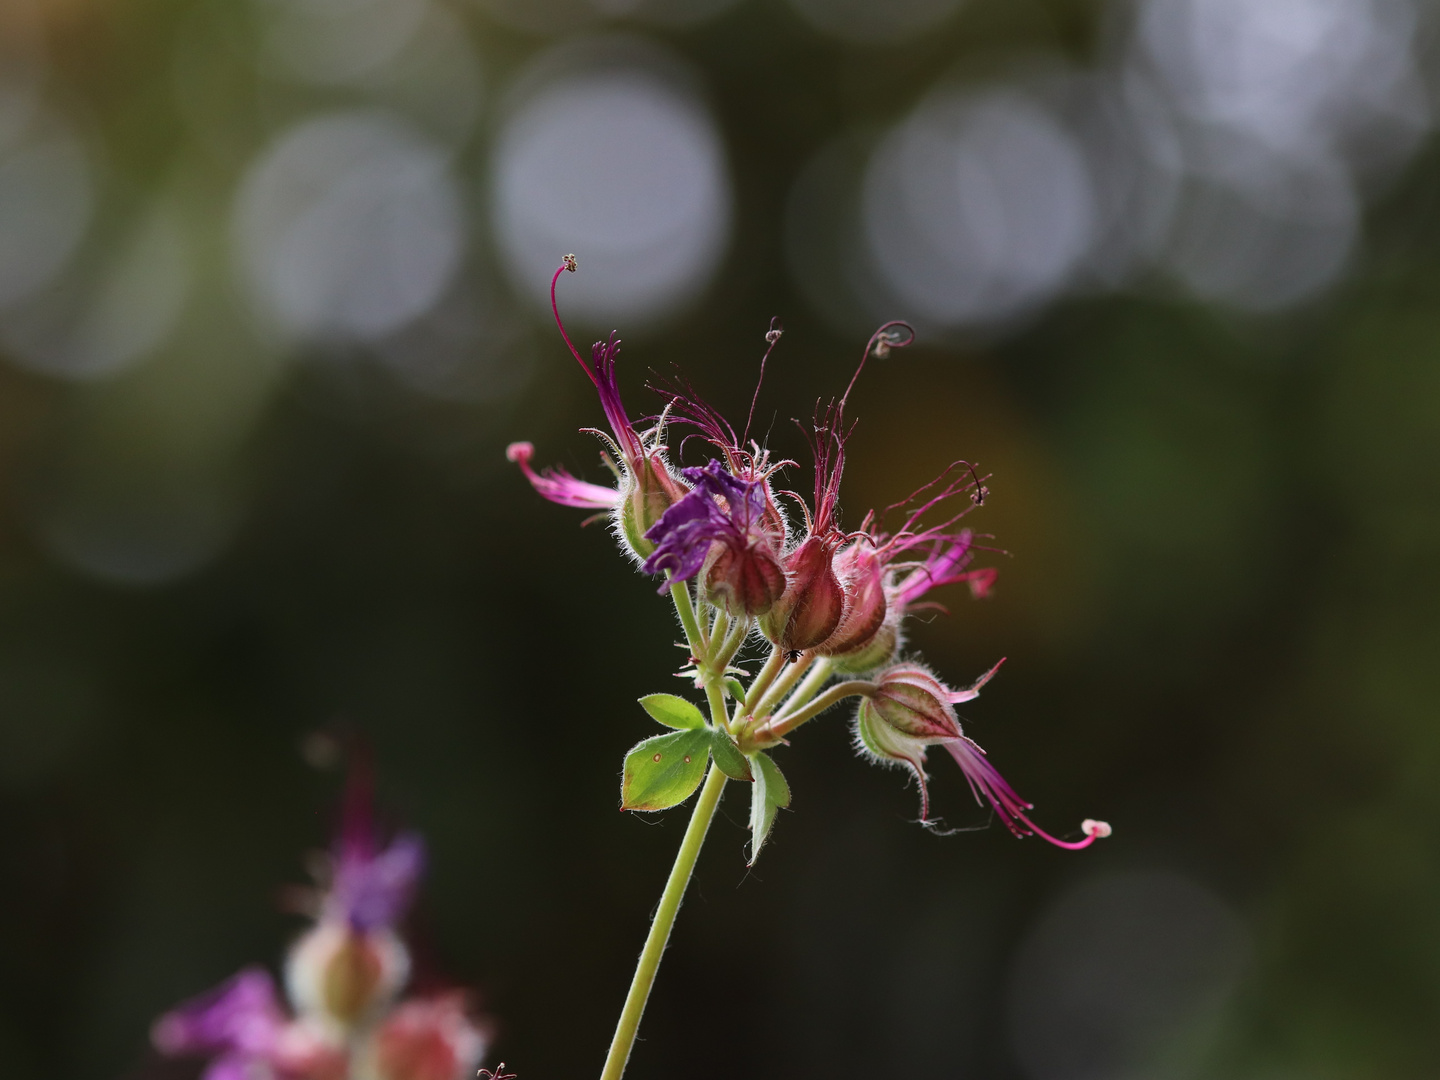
(705, 541, 785, 617)
(816, 542, 887, 658)
(368, 995, 487, 1080)
(618, 453, 689, 560)
(830, 616, 899, 674)
(760, 535, 845, 654)
(285, 922, 409, 1032)
(864, 665, 961, 742)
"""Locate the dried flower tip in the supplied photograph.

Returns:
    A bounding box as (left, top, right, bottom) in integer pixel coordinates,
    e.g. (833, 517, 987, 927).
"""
(765, 316, 784, 345)
(1082, 819, 1112, 839)
(563, 253, 577, 272)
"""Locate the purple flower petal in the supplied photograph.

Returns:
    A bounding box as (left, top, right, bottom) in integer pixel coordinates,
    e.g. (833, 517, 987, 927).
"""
(151, 967, 286, 1058)
(335, 832, 425, 931)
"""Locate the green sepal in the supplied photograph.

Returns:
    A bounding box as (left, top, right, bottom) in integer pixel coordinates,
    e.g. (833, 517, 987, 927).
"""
(723, 678, 747, 707)
(709, 731, 753, 782)
(621, 729, 712, 811)
(747, 751, 791, 865)
(638, 693, 707, 731)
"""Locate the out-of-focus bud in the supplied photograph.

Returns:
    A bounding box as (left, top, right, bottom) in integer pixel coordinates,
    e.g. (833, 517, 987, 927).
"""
(816, 542, 887, 658)
(760, 535, 846, 653)
(618, 452, 689, 560)
(366, 994, 488, 1080)
(286, 922, 410, 1033)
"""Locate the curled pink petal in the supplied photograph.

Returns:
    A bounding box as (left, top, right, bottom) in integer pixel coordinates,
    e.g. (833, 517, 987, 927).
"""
(506, 442, 620, 510)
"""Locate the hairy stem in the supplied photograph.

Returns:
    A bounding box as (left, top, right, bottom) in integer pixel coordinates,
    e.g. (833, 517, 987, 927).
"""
(598, 764, 728, 1080)
(744, 646, 786, 713)
(669, 581, 705, 659)
(766, 658, 834, 722)
(600, 584, 733, 1080)
(752, 652, 816, 718)
(760, 680, 876, 742)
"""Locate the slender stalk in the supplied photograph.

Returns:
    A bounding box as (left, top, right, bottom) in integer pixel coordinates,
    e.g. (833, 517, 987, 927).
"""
(766, 658, 834, 721)
(669, 581, 705, 658)
(752, 652, 815, 718)
(744, 646, 786, 712)
(597, 764, 728, 1080)
(711, 619, 750, 683)
(760, 680, 876, 742)
(599, 583, 733, 1080)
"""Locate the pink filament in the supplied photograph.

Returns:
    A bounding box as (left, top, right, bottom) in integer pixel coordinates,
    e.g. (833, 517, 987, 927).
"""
(550, 261, 596, 386)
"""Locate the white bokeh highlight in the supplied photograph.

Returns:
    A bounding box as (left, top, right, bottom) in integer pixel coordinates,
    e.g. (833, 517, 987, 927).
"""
(0, 110, 94, 313)
(862, 89, 1096, 329)
(492, 42, 731, 325)
(1, 198, 191, 379)
(233, 110, 464, 342)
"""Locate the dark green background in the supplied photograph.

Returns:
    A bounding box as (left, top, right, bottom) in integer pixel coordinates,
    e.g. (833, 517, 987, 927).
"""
(3, 1, 1439, 1078)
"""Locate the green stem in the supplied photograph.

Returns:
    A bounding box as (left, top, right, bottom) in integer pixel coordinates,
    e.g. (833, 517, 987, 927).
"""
(760, 680, 876, 742)
(598, 764, 729, 1080)
(752, 652, 815, 718)
(599, 583, 733, 1080)
(669, 581, 705, 658)
(711, 619, 750, 683)
(744, 646, 786, 711)
(767, 658, 834, 721)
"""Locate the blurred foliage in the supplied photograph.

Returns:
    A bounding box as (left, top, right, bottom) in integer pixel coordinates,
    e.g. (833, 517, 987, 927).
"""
(2, 1, 1440, 1079)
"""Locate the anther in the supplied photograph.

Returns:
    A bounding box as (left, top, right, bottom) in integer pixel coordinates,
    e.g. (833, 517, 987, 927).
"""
(563, 253, 577, 272)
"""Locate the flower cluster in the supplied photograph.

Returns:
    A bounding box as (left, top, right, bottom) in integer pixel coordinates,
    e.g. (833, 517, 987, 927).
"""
(151, 774, 489, 1080)
(511, 257, 1107, 846)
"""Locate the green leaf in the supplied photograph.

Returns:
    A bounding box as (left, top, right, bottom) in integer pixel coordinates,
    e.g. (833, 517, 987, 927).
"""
(709, 731, 753, 782)
(747, 751, 792, 865)
(723, 678, 747, 708)
(621, 729, 711, 811)
(638, 693, 707, 731)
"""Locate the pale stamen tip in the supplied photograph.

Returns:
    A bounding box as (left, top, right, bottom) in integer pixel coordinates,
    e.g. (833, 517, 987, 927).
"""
(563, 253, 578, 272)
(1081, 819, 1112, 839)
(505, 441, 533, 462)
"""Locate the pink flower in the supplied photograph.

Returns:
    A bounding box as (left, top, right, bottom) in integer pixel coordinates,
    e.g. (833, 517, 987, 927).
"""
(509, 258, 687, 558)
(854, 661, 1109, 848)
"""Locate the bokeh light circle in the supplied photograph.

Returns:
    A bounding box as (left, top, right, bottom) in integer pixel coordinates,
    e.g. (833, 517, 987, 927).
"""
(491, 39, 731, 326)
(232, 109, 464, 342)
(862, 88, 1095, 329)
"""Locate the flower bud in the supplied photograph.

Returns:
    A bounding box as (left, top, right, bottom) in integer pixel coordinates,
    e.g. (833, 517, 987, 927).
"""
(285, 922, 410, 1033)
(829, 614, 900, 674)
(853, 664, 961, 821)
(816, 542, 887, 658)
(704, 539, 785, 617)
(618, 453, 689, 560)
(366, 995, 488, 1080)
(759, 535, 845, 654)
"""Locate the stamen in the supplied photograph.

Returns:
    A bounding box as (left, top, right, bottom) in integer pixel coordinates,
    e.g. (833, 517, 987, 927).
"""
(742, 316, 784, 448)
(550, 256, 596, 386)
(837, 319, 914, 422)
(1015, 815, 1112, 850)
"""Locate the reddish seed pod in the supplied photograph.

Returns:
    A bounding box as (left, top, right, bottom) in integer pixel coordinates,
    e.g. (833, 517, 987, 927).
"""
(760, 535, 846, 654)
